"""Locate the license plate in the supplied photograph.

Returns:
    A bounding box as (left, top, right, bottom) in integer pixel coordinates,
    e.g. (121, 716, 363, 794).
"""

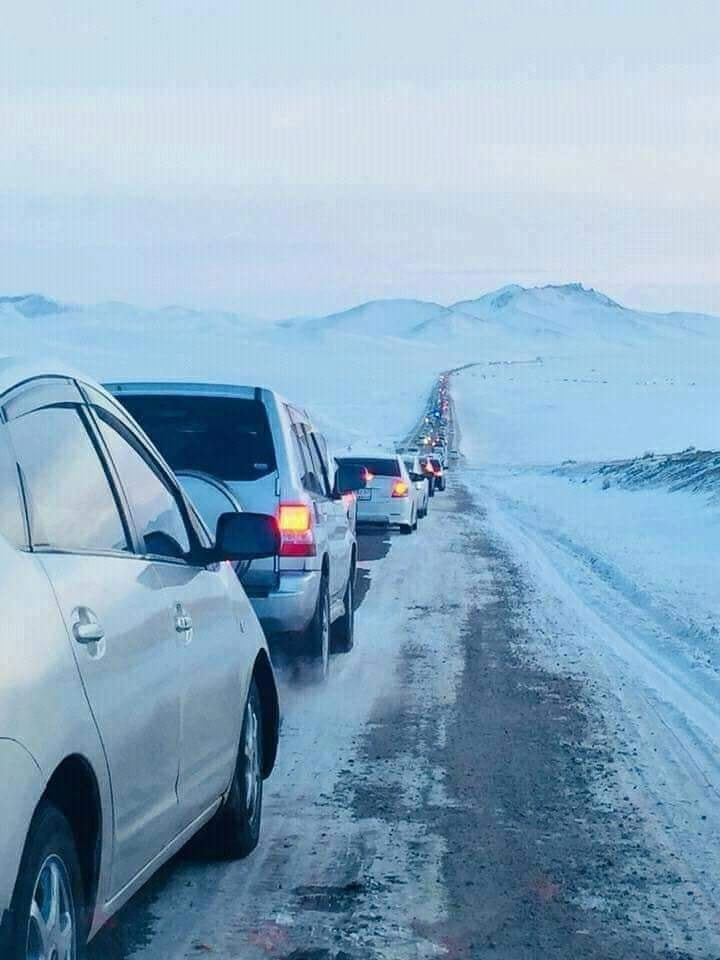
(357, 488, 372, 501)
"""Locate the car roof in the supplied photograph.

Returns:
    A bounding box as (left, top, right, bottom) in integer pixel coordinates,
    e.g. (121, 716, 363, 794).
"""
(103, 380, 310, 418)
(338, 451, 401, 462)
(0, 355, 92, 397)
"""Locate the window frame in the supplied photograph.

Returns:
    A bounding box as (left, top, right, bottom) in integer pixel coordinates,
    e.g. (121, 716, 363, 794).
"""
(307, 430, 334, 498)
(0, 418, 30, 549)
(4, 400, 134, 558)
(0, 375, 208, 565)
(85, 403, 205, 566)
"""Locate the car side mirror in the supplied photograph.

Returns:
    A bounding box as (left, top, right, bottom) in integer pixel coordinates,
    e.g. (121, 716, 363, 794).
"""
(214, 512, 280, 561)
(409, 472, 425, 483)
(333, 463, 368, 497)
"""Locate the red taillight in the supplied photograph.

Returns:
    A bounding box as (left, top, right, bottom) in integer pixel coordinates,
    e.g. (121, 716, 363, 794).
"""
(433, 467, 442, 476)
(392, 480, 409, 498)
(278, 503, 316, 556)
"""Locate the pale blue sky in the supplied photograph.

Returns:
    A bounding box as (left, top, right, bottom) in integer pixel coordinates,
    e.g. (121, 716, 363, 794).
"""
(1, 0, 718, 317)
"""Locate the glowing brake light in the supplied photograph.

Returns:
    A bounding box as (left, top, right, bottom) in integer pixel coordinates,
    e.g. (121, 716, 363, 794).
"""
(392, 480, 409, 498)
(279, 504, 311, 532)
(278, 503, 316, 556)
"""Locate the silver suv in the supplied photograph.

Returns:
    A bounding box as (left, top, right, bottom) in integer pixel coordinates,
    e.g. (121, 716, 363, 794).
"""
(0, 360, 281, 958)
(106, 382, 366, 678)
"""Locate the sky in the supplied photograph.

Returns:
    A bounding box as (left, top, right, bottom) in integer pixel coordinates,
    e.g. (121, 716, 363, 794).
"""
(1, 0, 718, 318)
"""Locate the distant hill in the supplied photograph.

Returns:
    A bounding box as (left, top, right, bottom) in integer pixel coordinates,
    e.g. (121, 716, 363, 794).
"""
(288, 283, 719, 345)
(2, 285, 716, 348)
(294, 298, 453, 339)
(0, 294, 70, 318)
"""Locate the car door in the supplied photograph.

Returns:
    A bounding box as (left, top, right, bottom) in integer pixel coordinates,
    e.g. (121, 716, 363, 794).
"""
(307, 429, 351, 602)
(3, 384, 181, 895)
(88, 402, 249, 827)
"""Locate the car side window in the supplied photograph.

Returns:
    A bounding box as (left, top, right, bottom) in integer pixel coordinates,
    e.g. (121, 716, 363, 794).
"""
(94, 412, 191, 560)
(0, 425, 27, 547)
(8, 406, 129, 553)
(291, 424, 325, 497)
(308, 431, 333, 496)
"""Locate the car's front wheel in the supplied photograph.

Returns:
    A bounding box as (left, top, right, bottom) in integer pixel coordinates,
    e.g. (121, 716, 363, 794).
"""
(9, 801, 85, 960)
(202, 680, 264, 859)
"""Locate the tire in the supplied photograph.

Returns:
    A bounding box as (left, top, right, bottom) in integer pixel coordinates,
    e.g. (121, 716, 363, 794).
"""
(332, 563, 355, 654)
(8, 801, 85, 960)
(301, 573, 331, 681)
(202, 680, 264, 859)
(400, 517, 414, 535)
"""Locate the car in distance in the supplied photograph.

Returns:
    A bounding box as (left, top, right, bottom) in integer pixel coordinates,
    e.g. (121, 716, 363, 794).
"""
(0, 359, 281, 958)
(420, 454, 446, 491)
(106, 382, 366, 676)
(336, 454, 417, 534)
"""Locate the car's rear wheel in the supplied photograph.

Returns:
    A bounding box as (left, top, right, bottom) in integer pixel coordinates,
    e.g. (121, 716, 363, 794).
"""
(301, 573, 331, 681)
(9, 801, 84, 960)
(202, 679, 264, 859)
(332, 564, 355, 653)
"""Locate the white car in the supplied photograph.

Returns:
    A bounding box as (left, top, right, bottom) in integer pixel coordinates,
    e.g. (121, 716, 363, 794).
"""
(402, 455, 430, 518)
(0, 359, 281, 958)
(336, 454, 418, 534)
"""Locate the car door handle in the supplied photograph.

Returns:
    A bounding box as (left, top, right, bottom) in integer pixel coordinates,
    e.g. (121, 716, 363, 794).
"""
(72, 609, 105, 645)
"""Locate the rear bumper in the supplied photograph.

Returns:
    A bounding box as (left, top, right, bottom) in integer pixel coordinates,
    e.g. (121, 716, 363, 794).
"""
(250, 570, 320, 635)
(356, 499, 413, 526)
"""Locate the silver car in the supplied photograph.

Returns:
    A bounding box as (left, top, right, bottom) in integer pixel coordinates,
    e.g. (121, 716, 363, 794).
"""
(336, 454, 418, 534)
(0, 360, 281, 958)
(105, 382, 366, 679)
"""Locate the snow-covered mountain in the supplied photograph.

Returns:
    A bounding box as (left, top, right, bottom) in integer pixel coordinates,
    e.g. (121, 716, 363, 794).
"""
(291, 283, 719, 345)
(293, 298, 453, 340)
(3, 284, 717, 347)
(0, 280, 718, 462)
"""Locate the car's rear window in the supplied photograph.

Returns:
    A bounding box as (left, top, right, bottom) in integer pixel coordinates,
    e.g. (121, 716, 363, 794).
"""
(338, 457, 401, 477)
(118, 395, 277, 482)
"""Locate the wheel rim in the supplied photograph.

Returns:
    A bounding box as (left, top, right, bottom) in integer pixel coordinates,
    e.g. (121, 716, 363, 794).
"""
(243, 697, 261, 819)
(26, 855, 75, 960)
(321, 589, 330, 675)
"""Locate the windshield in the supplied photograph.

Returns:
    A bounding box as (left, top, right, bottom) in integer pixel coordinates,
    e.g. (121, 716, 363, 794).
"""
(337, 457, 401, 477)
(119, 395, 277, 482)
